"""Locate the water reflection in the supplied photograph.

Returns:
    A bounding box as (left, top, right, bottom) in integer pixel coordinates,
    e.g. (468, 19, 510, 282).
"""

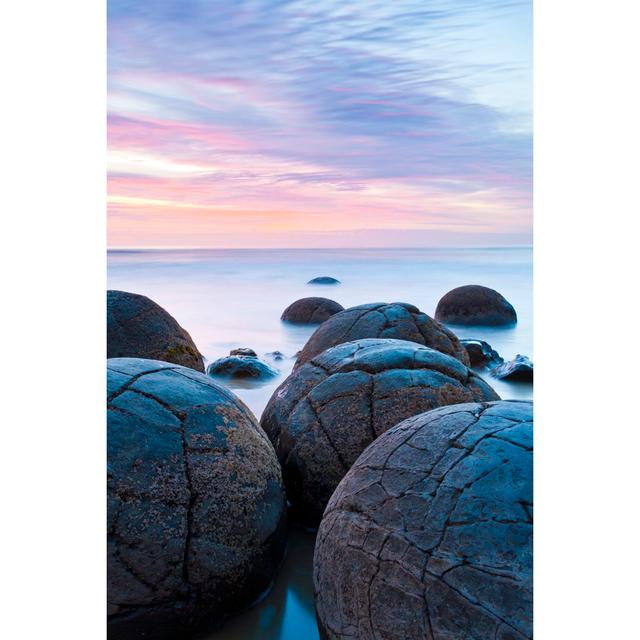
(203, 527, 319, 640)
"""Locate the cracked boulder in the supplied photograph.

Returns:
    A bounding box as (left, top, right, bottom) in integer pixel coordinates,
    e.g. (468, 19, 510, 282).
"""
(435, 285, 517, 326)
(314, 400, 533, 640)
(107, 290, 205, 372)
(260, 339, 499, 526)
(295, 302, 470, 369)
(107, 358, 287, 639)
(281, 297, 344, 324)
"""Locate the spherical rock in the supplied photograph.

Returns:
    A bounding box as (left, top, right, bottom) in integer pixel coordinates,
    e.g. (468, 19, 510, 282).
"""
(295, 302, 470, 369)
(107, 290, 204, 372)
(460, 338, 503, 368)
(492, 355, 533, 382)
(260, 339, 499, 525)
(107, 358, 287, 639)
(308, 276, 341, 285)
(314, 400, 533, 640)
(435, 285, 517, 326)
(207, 356, 279, 380)
(281, 297, 344, 324)
(230, 347, 257, 357)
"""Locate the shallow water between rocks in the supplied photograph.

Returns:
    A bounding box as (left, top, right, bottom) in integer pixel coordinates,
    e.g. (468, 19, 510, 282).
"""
(108, 246, 532, 640)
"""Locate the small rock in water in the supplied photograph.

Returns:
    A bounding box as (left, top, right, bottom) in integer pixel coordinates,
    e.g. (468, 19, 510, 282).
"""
(307, 276, 340, 285)
(460, 338, 504, 368)
(492, 354, 533, 381)
(207, 355, 279, 379)
(436, 284, 517, 326)
(281, 296, 344, 324)
(230, 347, 257, 357)
(265, 350, 285, 361)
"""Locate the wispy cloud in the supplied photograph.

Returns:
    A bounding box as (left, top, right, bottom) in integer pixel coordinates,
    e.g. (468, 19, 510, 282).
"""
(108, 0, 532, 247)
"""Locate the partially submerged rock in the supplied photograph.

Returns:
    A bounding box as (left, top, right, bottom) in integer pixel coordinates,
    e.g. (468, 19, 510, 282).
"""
(261, 339, 499, 525)
(229, 347, 257, 357)
(207, 355, 279, 380)
(460, 338, 503, 368)
(314, 400, 533, 640)
(435, 285, 517, 326)
(107, 290, 204, 372)
(492, 354, 533, 382)
(295, 302, 470, 368)
(281, 297, 344, 324)
(265, 351, 285, 361)
(307, 276, 340, 285)
(107, 358, 287, 639)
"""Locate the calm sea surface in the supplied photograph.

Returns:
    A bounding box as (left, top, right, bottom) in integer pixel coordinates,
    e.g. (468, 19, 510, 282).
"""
(107, 247, 533, 639)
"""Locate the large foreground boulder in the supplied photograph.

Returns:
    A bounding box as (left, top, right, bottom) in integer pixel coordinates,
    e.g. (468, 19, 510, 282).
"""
(295, 302, 470, 369)
(107, 290, 204, 372)
(314, 400, 533, 640)
(435, 285, 517, 326)
(281, 297, 344, 324)
(261, 339, 499, 525)
(107, 358, 287, 639)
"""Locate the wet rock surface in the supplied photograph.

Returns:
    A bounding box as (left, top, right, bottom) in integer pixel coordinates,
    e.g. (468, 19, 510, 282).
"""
(491, 355, 533, 382)
(281, 297, 344, 324)
(435, 285, 517, 326)
(230, 347, 257, 357)
(295, 302, 470, 369)
(107, 358, 287, 639)
(261, 339, 499, 525)
(314, 400, 533, 640)
(308, 276, 341, 285)
(107, 290, 204, 372)
(207, 355, 279, 380)
(460, 339, 503, 368)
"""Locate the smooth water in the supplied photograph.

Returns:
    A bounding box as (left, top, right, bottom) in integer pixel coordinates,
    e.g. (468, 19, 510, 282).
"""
(107, 247, 532, 639)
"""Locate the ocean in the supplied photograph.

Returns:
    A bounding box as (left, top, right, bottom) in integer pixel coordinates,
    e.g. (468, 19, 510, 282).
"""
(107, 246, 532, 639)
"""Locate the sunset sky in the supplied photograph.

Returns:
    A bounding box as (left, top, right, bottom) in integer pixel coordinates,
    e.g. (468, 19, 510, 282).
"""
(107, 0, 532, 248)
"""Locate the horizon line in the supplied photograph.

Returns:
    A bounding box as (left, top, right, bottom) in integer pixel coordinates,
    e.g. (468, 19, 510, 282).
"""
(107, 245, 534, 252)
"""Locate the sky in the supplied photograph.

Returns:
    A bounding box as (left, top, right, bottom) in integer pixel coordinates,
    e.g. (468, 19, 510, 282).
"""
(107, 0, 532, 248)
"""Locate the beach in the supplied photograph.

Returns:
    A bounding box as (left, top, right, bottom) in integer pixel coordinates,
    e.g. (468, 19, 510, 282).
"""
(108, 246, 532, 640)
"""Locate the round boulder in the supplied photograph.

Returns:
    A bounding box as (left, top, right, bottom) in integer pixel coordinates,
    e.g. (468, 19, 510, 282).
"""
(107, 358, 287, 639)
(207, 355, 279, 380)
(295, 302, 470, 369)
(435, 285, 517, 326)
(281, 297, 344, 324)
(261, 339, 499, 525)
(107, 290, 204, 372)
(308, 276, 340, 285)
(314, 400, 533, 640)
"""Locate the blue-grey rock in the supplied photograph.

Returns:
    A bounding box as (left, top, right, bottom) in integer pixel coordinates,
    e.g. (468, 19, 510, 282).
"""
(229, 347, 257, 357)
(107, 358, 287, 639)
(314, 400, 533, 640)
(492, 354, 533, 382)
(207, 355, 279, 379)
(460, 338, 504, 368)
(307, 276, 341, 285)
(107, 290, 204, 372)
(296, 302, 470, 369)
(261, 339, 499, 525)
